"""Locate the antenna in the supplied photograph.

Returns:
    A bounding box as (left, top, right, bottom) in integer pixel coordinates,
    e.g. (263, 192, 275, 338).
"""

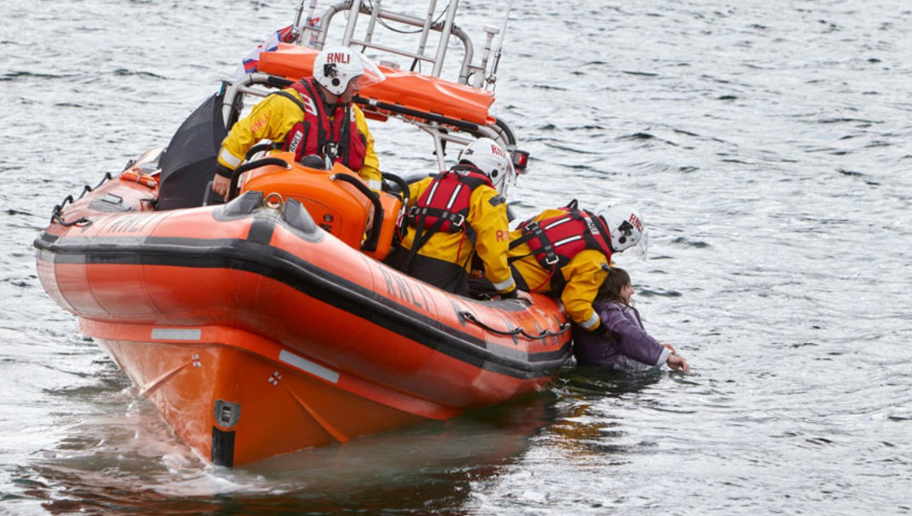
(291, 0, 306, 42)
(296, 0, 321, 47)
(488, 0, 515, 90)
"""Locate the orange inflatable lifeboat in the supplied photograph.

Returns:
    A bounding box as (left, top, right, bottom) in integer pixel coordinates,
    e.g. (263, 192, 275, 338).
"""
(35, 0, 553, 468)
(35, 151, 572, 467)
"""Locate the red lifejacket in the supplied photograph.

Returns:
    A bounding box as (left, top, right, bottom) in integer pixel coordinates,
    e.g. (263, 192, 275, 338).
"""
(277, 78, 366, 171)
(409, 166, 493, 234)
(398, 166, 493, 267)
(510, 202, 613, 292)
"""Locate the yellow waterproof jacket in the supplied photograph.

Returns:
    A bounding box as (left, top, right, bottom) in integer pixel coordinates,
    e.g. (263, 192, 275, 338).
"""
(400, 176, 516, 294)
(508, 208, 610, 330)
(216, 86, 381, 188)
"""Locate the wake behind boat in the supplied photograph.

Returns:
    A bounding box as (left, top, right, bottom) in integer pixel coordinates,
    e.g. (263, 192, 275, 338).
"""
(34, 0, 569, 467)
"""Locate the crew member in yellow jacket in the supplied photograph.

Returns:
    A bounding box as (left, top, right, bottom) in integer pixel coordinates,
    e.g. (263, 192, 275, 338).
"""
(388, 138, 519, 298)
(508, 203, 646, 333)
(211, 46, 383, 199)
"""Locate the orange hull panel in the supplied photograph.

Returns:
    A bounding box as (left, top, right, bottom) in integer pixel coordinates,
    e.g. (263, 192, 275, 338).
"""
(90, 324, 433, 466)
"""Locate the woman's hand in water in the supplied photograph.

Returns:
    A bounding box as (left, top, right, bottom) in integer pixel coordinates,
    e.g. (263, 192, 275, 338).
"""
(667, 354, 690, 373)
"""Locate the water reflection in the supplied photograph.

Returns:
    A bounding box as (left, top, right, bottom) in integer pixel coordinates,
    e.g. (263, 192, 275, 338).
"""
(11, 391, 558, 515)
(547, 367, 664, 457)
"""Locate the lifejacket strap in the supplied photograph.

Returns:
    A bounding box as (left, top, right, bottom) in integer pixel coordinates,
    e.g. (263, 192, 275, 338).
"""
(408, 206, 466, 229)
(524, 222, 560, 265)
(402, 212, 447, 272)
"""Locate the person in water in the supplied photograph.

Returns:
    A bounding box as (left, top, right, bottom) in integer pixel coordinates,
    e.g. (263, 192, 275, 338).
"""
(211, 46, 383, 199)
(387, 137, 519, 298)
(572, 267, 690, 373)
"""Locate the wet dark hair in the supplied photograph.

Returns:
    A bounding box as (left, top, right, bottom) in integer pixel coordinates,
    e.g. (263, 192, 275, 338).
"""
(595, 266, 631, 306)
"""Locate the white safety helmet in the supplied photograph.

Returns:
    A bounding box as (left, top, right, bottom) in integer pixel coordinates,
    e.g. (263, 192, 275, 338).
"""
(313, 46, 366, 96)
(458, 137, 517, 196)
(596, 204, 646, 252)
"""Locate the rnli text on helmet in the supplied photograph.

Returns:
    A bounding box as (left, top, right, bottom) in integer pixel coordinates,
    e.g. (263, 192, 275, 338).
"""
(628, 213, 643, 233)
(326, 52, 351, 64)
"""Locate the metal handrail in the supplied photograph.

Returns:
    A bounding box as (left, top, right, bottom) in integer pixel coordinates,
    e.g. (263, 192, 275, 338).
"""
(223, 2, 524, 172)
(298, 0, 480, 85)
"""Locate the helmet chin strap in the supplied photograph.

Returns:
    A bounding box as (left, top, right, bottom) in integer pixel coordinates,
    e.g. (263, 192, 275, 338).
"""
(313, 81, 340, 108)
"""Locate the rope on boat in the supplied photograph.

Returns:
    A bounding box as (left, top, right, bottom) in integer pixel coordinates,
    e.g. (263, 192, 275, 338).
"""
(459, 311, 570, 341)
(49, 172, 114, 227)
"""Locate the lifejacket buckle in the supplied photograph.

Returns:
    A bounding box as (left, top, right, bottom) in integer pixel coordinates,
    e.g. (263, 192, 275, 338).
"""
(451, 213, 466, 227)
(323, 142, 340, 161)
(545, 255, 560, 266)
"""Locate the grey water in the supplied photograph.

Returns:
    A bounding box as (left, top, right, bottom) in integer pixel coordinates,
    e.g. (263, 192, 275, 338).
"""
(2, 0, 911, 514)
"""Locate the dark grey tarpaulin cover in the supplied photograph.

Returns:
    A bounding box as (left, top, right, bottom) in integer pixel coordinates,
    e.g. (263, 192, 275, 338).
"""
(156, 92, 227, 210)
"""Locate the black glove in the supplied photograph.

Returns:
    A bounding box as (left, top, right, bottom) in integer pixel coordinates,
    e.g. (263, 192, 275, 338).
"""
(499, 289, 518, 300)
(591, 323, 609, 337)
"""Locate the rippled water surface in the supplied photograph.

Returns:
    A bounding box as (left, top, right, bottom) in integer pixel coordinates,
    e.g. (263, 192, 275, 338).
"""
(2, 0, 911, 514)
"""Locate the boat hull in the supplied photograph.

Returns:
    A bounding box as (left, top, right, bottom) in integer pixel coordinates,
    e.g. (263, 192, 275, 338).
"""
(35, 170, 572, 466)
(88, 323, 431, 467)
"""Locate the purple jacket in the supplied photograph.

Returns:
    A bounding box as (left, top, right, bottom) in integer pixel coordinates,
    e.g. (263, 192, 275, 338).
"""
(572, 302, 670, 371)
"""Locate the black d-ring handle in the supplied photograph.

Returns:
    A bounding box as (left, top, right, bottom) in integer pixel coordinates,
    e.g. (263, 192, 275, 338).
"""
(332, 173, 384, 253)
(381, 172, 410, 206)
(244, 142, 274, 161)
(228, 157, 291, 201)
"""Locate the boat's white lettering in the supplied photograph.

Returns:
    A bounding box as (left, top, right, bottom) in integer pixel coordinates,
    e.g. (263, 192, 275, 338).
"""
(379, 267, 426, 310)
(414, 280, 430, 310)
